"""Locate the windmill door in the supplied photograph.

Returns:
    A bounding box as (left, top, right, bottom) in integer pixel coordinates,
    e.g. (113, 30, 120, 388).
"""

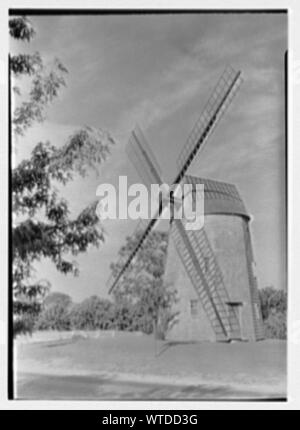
(226, 302, 243, 340)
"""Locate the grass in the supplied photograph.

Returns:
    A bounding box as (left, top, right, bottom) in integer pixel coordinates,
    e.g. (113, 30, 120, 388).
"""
(15, 331, 287, 400)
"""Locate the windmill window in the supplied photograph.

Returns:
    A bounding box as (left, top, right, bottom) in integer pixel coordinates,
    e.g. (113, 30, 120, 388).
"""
(190, 300, 198, 316)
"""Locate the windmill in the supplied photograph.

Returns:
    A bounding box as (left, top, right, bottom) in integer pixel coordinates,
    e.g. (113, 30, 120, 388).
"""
(107, 66, 264, 342)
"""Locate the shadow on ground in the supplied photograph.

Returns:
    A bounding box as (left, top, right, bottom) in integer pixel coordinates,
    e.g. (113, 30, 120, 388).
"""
(16, 372, 285, 401)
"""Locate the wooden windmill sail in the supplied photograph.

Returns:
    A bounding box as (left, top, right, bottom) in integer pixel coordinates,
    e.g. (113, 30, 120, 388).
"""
(106, 66, 264, 342)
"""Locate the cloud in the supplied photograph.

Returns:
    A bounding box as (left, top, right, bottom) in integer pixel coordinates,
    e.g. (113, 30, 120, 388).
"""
(19, 13, 287, 298)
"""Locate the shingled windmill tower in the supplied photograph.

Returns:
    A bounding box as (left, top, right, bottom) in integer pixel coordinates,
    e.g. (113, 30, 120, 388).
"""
(164, 176, 264, 342)
(107, 66, 264, 342)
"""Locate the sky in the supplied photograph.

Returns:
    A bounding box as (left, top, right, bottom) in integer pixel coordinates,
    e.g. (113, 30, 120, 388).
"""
(12, 12, 287, 302)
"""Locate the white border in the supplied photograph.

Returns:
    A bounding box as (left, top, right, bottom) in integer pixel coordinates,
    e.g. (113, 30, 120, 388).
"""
(1, 0, 299, 410)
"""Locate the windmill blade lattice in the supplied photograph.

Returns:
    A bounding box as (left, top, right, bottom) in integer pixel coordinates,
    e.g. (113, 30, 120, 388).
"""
(176, 66, 242, 177)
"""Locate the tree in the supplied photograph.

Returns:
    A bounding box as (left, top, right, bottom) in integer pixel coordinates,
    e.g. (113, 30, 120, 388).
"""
(110, 229, 176, 338)
(69, 296, 115, 330)
(35, 292, 73, 331)
(43, 292, 72, 309)
(10, 16, 115, 335)
(35, 301, 72, 331)
(264, 311, 287, 340)
(259, 286, 287, 339)
(259, 286, 287, 320)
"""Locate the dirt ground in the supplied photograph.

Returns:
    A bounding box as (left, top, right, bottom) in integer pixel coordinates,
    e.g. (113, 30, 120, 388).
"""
(15, 331, 287, 400)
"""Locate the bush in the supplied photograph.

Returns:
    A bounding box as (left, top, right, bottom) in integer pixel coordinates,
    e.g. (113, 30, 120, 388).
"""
(32, 289, 176, 336)
(264, 311, 287, 340)
(69, 296, 114, 330)
(13, 295, 45, 337)
(259, 287, 287, 339)
(44, 292, 72, 309)
(259, 287, 287, 320)
(35, 302, 71, 331)
(13, 314, 36, 337)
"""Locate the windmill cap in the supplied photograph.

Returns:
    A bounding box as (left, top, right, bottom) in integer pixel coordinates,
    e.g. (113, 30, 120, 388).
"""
(184, 175, 250, 220)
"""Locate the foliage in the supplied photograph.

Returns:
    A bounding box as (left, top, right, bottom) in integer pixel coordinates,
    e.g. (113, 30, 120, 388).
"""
(259, 286, 287, 320)
(10, 16, 115, 336)
(9, 16, 35, 42)
(43, 292, 72, 309)
(10, 17, 68, 136)
(259, 286, 287, 339)
(33, 228, 174, 335)
(69, 296, 115, 330)
(263, 311, 287, 340)
(36, 295, 116, 332)
(35, 292, 171, 334)
(35, 291, 73, 331)
(35, 301, 72, 331)
(13, 313, 37, 337)
(13, 279, 50, 336)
